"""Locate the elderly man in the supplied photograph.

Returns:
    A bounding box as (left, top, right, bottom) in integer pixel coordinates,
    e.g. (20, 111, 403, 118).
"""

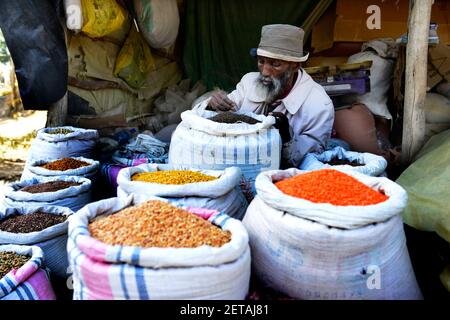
(195, 24, 334, 168)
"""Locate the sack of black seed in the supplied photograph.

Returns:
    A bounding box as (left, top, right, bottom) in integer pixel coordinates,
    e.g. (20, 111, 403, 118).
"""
(0, 206, 73, 278)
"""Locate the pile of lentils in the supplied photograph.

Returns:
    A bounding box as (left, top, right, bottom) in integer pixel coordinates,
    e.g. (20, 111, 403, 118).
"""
(275, 169, 388, 206)
(324, 158, 364, 167)
(0, 252, 30, 279)
(47, 128, 74, 135)
(131, 170, 217, 185)
(0, 212, 67, 233)
(20, 181, 81, 194)
(89, 200, 232, 248)
(39, 158, 90, 171)
(208, 112, 260, 124)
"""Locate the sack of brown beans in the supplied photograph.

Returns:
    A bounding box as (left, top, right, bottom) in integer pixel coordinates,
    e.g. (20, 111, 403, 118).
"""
(0, 244, 56, 300)
(3, 176, 92, 212)
(68, 194, 251, 300)
(300, 146, 388, 177)
(116, 164, 248, 220)
(22, 126, 98, 181)
(0, 206, 73, 279)
(25, 157, 100, 183)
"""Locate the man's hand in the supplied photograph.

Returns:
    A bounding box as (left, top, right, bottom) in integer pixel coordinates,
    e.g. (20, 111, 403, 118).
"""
(207, 90, 237, 112)
(269, 112, 291, 144)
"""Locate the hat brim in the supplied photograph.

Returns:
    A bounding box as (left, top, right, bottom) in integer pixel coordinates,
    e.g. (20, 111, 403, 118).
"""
(256, 48, 309, 62)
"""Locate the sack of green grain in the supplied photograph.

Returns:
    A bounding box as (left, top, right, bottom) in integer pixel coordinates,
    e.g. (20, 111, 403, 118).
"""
(0, 206, 73, 278)
(117, 164, 248, 220)
(68, 195, 251, 300)
(3, 176, 92, 212)
(168, 109, 281, 199)
(0, 244, 56, 300)
(243, 168, 422, 300)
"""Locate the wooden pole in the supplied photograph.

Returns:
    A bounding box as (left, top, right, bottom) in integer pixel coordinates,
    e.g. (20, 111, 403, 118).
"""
(401, 0, 433, 164)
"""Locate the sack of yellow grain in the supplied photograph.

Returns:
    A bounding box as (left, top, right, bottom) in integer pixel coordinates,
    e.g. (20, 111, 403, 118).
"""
(116, 164, 248, 220)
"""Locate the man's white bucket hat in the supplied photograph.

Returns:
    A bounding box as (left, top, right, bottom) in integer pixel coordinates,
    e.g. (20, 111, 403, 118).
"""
(250, 24, 309, 62)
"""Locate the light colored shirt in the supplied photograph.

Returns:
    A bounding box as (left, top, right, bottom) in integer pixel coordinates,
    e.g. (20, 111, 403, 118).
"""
(194, 69, 335, 168)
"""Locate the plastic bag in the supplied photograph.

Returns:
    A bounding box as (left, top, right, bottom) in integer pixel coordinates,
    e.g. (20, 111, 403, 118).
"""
(114, 27, 155, 89)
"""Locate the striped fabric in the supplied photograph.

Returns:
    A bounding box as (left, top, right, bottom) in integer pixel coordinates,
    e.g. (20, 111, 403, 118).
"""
(68, 196, 251, 300)
(0, 245, 56, 300)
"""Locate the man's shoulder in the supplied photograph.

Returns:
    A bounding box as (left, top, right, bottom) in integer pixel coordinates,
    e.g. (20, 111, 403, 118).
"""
(239, 72, 260, 84)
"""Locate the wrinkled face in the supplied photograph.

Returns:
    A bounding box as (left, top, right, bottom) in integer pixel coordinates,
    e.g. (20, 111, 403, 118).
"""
(256, 56, 298, 104)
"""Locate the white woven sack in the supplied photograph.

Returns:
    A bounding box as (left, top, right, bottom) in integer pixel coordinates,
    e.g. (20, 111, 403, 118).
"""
(68, 195, 251, 300)
(3, 176, 92, 212)
(168, 110, 281, 195)
(27, 157, 99, 180)
(117, 164, 248, 219)
(134, 0, 180, 49)
(255, 168, 407, 229)
(0, 206, 73, 278)
(243, 196, 422, 300)
(300, 147, 388, 177)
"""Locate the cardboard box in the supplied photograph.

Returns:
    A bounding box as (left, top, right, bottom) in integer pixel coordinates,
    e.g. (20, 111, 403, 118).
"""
(312, 0, 450, 52)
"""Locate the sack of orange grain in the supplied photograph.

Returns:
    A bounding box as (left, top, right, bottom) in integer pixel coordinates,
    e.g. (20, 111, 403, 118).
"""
(116, 164, 248, 220)
(68, 194, 251, 300)
(243, 168, 422, 300)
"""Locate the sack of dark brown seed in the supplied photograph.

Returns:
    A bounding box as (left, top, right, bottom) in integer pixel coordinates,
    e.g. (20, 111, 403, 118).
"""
(3, 176, 92, 212)
(0, 206, 73, 279)
(0, 244, 56, 300)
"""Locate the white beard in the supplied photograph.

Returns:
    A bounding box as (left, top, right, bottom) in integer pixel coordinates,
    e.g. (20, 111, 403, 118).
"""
(255, 69, 292, 104)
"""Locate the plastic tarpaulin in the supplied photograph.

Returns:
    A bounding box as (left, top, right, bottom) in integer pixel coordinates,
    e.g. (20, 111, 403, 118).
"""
(0, 0, 67, 109)
(182, 0, 319, 91)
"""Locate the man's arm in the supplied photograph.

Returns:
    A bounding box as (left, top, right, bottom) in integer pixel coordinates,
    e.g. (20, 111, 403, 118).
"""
(192, 77, 246, 111)
(282, 96, 334, 168)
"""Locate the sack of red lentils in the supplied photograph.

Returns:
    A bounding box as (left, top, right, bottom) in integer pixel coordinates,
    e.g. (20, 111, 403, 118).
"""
(243, 168, 422, 300)
(3, 176, 92, 212)
(300, 146, 388, 177)
(0, 244, 56, 300)
(25, 157, 100, 183)
(168, 109, 281, 198)
(0, 206, 73, 279)
(68, 194, 251, 300)
(116, 164, 248, 220)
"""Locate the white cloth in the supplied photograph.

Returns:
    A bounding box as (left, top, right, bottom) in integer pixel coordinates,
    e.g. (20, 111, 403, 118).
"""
(194, 70, 334, 167)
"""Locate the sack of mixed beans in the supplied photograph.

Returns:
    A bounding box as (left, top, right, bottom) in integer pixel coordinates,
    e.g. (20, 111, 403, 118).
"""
(3, 176, 92, 212)
(0, 244, 56, 300)
(243, 168, 422, 300)
(68, 194, 251, 300)
(0, 206, 73, 278)
(116, 164, 248, 220)
(26, 156, 100, 182)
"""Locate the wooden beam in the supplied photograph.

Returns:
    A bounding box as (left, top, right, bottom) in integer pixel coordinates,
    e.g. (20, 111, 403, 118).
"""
(46, 91, 68, 127)
(401, 0, 433, 164)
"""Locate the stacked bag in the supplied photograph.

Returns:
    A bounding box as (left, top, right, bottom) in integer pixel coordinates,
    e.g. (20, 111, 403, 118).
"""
(169, 109, 281, 198)
(0, 245, 56, 300)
